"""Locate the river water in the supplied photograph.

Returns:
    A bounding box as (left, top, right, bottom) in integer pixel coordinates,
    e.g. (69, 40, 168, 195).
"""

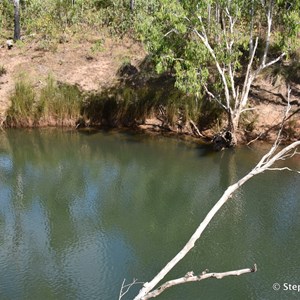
(0, 129, 299, 300)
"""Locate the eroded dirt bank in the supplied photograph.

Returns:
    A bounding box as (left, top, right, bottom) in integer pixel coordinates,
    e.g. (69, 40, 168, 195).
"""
(0, 36, 144, 120)
(0, 36, 299, 144)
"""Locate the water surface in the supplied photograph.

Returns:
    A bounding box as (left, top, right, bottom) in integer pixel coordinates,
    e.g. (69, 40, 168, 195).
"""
(0, 129, 299, 300)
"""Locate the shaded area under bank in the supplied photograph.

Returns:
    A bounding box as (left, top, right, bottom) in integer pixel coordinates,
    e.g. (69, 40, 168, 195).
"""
(2, 69, 299, 147)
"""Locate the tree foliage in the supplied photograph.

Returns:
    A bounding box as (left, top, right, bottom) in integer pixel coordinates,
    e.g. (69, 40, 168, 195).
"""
(135, 0, 300, 144)
(0, 0, 134, 39)
(1, 0, 300, 145)
(137, 0, 300, 90)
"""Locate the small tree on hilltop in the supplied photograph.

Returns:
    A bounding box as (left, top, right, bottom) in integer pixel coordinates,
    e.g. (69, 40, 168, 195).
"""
(136, 0, 300, 147)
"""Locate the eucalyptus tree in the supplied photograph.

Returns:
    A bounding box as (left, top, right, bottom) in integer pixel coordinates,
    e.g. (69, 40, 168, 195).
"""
(136, 0, 300, 146)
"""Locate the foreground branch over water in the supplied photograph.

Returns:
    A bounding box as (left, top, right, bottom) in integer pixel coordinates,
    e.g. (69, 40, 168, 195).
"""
(142, 264, 257, 300)
(131, 135, 300, 299)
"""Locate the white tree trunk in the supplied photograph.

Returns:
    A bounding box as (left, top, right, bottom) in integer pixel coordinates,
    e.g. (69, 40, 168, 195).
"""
(193, 2, 286, 147)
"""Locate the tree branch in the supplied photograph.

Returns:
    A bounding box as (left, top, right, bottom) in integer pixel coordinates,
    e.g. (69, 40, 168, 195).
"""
(256, 52, 286, 76)
(164, 28, 179, 37)
(119, 278, 144, 300)
(240, 107, 256, 113)
(203, 84, 228, 111)
(266, 167, 300, 173)
(258, 86, 292, 165)
(143, 265, 257, 300)
(189, 119, 205, 138)
(194, 18, 231, 109)
(262, 52, 286, 70)
(240, 37, 259, 109)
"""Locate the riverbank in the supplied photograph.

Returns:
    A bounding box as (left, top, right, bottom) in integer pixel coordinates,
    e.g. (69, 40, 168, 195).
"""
(0, 35, 299, 145)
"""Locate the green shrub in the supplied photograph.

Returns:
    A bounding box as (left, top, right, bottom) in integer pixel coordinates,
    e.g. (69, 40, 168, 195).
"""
(0, 0, 13, 29)
(0, 0, 139, 44)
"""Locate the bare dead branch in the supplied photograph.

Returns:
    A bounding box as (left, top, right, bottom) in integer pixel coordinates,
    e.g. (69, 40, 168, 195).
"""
(266, 167, 300, 173)
(263, 86, 291, 163)
(203, 84, 227, 111)
(119, 278, 144, 300)
(246, 132, 264, 146)
(254, 53, 286, 79)
(189, 119, 204, 138)
(143, 265, 257, 300)
(164, 29, 179, 37)
(262, 52, 286, 70)
(278, 149, 300, 160)
(240, 107, 256, 113)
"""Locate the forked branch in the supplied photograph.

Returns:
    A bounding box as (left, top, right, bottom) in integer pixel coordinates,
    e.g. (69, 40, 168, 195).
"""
(119, 278, 144, 300)
(142, 265, 257, 300)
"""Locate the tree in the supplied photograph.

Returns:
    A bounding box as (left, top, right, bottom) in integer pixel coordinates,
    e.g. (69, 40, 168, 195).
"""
(136, 0, 300, 147)
(13, 0, 20, 40)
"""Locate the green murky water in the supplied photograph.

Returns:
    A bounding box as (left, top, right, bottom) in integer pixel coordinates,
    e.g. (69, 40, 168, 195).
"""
(0, 129, 299, 300)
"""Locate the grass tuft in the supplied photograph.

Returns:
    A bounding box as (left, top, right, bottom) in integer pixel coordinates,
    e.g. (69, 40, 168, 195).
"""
(38, 76, 82, 124)
(5, 75, 83, 127)
(6, 78, 35, 127)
